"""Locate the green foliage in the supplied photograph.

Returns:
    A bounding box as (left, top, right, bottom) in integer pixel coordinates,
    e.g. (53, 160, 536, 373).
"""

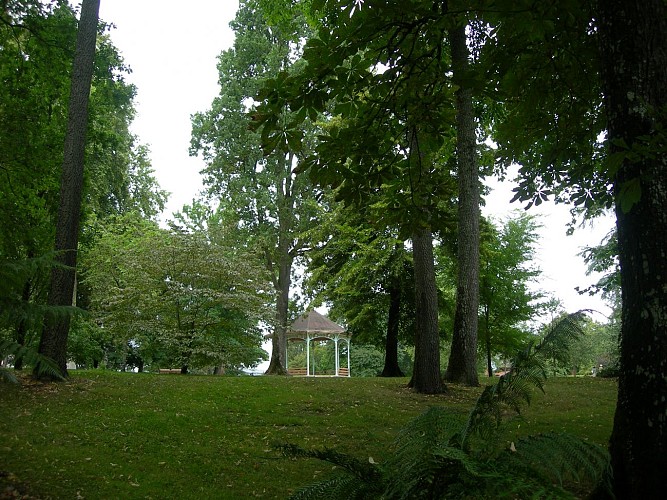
(473, 213, 545, 372)
(1, 255, 53, 328)
(0, 0, 165, 376)
(254, 0, 464, 233)
(80, 214, 271, 372)
(279, 311, 610, 498)
(0, 254, 75, 361)
(483, 0, 608, 214)
(552, 316, 619, 376)
(578, 229, 620, 304)
(66, 314, 108, 368)
(305, 203, 416, 350)
(501, 432, 611, 489)
(350, 344, 412, 378)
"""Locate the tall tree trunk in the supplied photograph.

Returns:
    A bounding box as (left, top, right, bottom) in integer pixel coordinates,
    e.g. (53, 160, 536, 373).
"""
(598, 1, 667, 497)
(408, 225, 444, 394)
(265, 247, 290, 375)
(381, 276, 404, 377)
(445, 23, 480, 387)
(265, 154, 294, 375)
(37, 0, 99, 379)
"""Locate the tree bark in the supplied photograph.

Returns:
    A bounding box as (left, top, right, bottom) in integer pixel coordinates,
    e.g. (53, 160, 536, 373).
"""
(265, 246, 290, 375)
(13, 277, 33, 371)
(598, 1, 667, 497)
(265, 154, 294, 375)
(408, 225, 444, 394)
(381, 277, 404, 377)
(445, 23, 480, 387)
(484, 305, 492, 378)
(37, 0, 99, 379)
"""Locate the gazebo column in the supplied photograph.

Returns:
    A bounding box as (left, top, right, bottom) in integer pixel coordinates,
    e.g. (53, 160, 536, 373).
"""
(334, 336, 340, 376)
(347, 339, 351, 377)
(306, 333, 311, 376)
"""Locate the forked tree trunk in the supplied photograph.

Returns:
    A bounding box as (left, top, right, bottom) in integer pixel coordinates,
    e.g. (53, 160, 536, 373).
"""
(598, 0, 667, 496)
(445, 23, 480, 387)
(37, 0, 100, 379)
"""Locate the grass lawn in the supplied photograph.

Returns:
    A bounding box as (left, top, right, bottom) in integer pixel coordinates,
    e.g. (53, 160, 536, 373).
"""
(0, 372, 617, 499)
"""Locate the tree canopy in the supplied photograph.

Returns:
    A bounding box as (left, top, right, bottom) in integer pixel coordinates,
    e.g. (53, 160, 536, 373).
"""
(81, 214, 271, 373)
(191, 0, 323, 375)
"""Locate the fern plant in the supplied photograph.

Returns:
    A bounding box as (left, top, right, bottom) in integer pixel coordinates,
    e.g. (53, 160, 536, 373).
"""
(277, 311, 611, 499)
(1, 255, 70, 383)
(0, 339, 64, 383)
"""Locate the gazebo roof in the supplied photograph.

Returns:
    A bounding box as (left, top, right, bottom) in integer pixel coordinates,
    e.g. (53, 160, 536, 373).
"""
(289, 310, 346, 335)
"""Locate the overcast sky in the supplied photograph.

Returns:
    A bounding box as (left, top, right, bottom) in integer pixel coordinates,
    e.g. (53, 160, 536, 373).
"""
(98, 0, 614, 320)
(99, 0, 239, 218)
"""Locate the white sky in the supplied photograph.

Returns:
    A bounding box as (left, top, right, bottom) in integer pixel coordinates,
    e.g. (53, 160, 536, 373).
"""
(98, 0, 614, 321)
(99, 0, 240, 218)
(482, 173, 615, 319)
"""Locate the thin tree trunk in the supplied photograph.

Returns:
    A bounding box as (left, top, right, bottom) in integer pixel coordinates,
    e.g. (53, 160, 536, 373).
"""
(445, 23, 480, 387)
(598, 1, 667, 497)
(381, 277, 404, 377)
(408, 225, 444, 394)
(37, 0, 100, 379)
(13, 277, 33, 371)
(484, 306, 492, 378)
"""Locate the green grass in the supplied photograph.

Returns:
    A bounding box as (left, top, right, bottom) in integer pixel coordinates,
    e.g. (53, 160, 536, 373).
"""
(0, 372, 617, 499)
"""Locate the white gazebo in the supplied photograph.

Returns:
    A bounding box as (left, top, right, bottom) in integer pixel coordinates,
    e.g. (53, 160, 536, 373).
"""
(286, 310, 351, 377)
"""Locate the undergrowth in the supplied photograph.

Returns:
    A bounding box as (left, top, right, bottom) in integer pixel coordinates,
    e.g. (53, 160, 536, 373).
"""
(279, 311, 614, 499)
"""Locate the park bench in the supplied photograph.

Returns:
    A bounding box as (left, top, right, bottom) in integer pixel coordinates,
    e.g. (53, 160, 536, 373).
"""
(338, 367, 349, 377)
(287, 367, 308, 376)
(159, 368, 182, 374)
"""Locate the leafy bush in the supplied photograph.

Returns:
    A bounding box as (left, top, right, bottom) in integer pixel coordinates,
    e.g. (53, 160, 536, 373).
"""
(597, 363, 620, 378)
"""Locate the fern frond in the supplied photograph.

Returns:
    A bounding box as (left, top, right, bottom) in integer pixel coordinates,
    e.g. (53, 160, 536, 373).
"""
(0, 340, 64, 383)
(276, 443, 382, 483)
(275, 312, 604, 499)
(460, 311, 590, 449)
(0, 368, 19, 384)
(0, 254, 74, 328)
(534, 310, 590, 365)
(392, 407, 465, 450)
(289, 473, 381, 500)
(384, 407, 481, 499)
(500, 432, 610, 488)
